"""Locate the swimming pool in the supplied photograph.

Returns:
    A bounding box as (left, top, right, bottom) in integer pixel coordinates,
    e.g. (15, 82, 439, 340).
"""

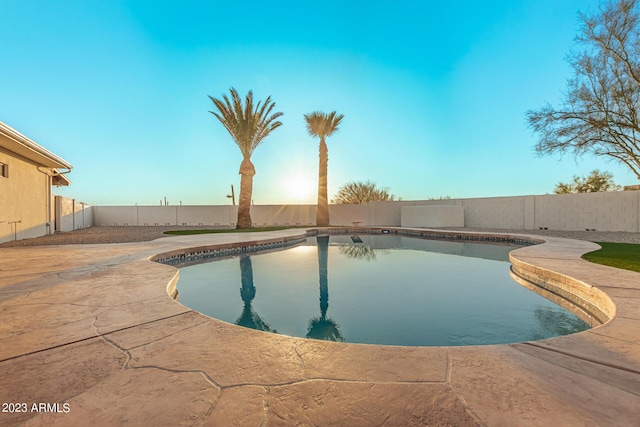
(175, 233, 590, 346)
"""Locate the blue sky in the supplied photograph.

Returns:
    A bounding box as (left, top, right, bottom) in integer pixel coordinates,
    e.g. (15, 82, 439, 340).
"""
(2, 0, 635, 206)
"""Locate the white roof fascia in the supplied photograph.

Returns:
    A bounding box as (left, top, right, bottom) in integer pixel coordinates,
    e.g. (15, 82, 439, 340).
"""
(0, 121, 73, 170)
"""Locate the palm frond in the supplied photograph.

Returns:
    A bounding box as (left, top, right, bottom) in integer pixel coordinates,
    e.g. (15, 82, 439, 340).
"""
(304, 111, 344, 139)
(209, 87, 283, 158)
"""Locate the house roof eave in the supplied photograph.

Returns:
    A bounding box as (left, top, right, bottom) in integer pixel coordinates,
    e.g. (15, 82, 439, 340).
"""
(0, 121, 73, 170)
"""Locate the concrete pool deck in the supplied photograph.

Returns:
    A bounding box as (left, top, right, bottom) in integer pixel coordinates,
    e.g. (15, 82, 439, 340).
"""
(0, 228, 639, 426)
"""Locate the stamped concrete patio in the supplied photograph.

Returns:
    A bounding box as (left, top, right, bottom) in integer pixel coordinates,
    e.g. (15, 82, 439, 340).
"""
(1, 228, 639, 426)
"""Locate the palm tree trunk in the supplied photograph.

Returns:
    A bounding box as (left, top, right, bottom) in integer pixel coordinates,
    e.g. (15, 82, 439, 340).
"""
(316, 138, 330, 226)
(317, 235, 329, 319)
(237, 158, 255, 229)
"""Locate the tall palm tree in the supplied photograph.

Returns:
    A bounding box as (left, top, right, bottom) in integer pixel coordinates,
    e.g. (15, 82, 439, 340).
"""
(304, 111, 344, 227)
(209, 88, 283, 229)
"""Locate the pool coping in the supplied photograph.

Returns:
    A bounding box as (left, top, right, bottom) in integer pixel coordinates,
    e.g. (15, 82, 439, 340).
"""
(1, 227, 639, 425)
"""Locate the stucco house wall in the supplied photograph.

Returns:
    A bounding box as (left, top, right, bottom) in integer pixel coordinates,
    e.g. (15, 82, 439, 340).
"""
(0, 122, 72, 244)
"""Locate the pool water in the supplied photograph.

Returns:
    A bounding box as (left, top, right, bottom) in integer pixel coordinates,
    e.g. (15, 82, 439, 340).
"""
(176, 234, 590, 346)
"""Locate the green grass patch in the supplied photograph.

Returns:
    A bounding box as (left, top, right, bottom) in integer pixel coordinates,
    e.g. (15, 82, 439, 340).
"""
(582, 242, 640, 273)
(163, 226, 312, 235)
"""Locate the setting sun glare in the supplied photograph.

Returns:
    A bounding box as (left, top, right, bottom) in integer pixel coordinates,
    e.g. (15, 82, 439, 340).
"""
(288, 174, 315, 202)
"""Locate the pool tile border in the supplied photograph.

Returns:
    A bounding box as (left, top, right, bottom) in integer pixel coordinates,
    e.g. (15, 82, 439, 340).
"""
(153, 227, 541, 266)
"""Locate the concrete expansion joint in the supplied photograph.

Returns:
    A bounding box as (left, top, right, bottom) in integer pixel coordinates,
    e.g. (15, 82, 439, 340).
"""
(260, 386, 270, 427)
(132, 364, 222, 391)
(123, 318, 211, 352)
(0, 291, 30, 301)
(12, 301, 113, 309)
(450, 388, 484, 427)
(598, 284, 640, 291)
(0, 332, 107, 364)
(91, 315, 132, 368)
(0, 314, 117, 363)
(95, 310, 196, 343)
(445, 355, 484, 426)
(520, 342, 640, 376)
(202, 393, 222, 424)
(292, 342, 307, 379)
(89, 311, 232, 396)
(617, 315, 640, 322)
(589, 329, 640, 345)
(227, 378, 449, 390)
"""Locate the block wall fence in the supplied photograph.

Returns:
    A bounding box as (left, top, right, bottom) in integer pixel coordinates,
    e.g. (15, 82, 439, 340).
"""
(54, 196, 93, 232)
(86, 190, 640, 233)
(5, 191, 635, 244)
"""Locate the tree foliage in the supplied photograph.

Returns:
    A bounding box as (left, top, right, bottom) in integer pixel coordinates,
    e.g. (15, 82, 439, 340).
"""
(554, 169, 621, 193)
(527, 0, 640, 180)
(209, 88, 283, 228)
(331, 180, 395, 204)
(304, 111, 344, 226)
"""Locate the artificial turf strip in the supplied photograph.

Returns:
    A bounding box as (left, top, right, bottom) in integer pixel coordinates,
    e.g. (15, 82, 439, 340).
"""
(163, 226, 311, 235)
(582, 242, 640, 273)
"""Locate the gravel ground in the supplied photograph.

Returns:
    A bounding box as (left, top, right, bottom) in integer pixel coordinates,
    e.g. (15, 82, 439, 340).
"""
(1, 225, 639, 247)
(0, 226, 227, 247)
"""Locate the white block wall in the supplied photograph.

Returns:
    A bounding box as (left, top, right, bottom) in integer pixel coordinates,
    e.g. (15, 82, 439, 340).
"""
(534, 191, 639, 231)
(251, 205, 315, 226)
(176, 206, 233, 226)
(54, 196, 93, 231)
(94, 206, 138, 226)
(401, 205, 464, 227)
(84, 190, 640, 233)
(369, 200, 463, 226)
(462, 196, 529, 229)
(329, 204, 370, 226)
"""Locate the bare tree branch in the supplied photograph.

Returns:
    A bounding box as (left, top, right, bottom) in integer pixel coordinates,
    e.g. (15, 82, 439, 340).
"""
(528, 0, 640, 180)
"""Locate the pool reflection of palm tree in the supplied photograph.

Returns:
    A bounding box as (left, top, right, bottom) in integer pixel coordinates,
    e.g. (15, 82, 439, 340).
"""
(338, 244, 390, 261)
(307, 236, 344, 341)
(235, 255, 277, 333)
